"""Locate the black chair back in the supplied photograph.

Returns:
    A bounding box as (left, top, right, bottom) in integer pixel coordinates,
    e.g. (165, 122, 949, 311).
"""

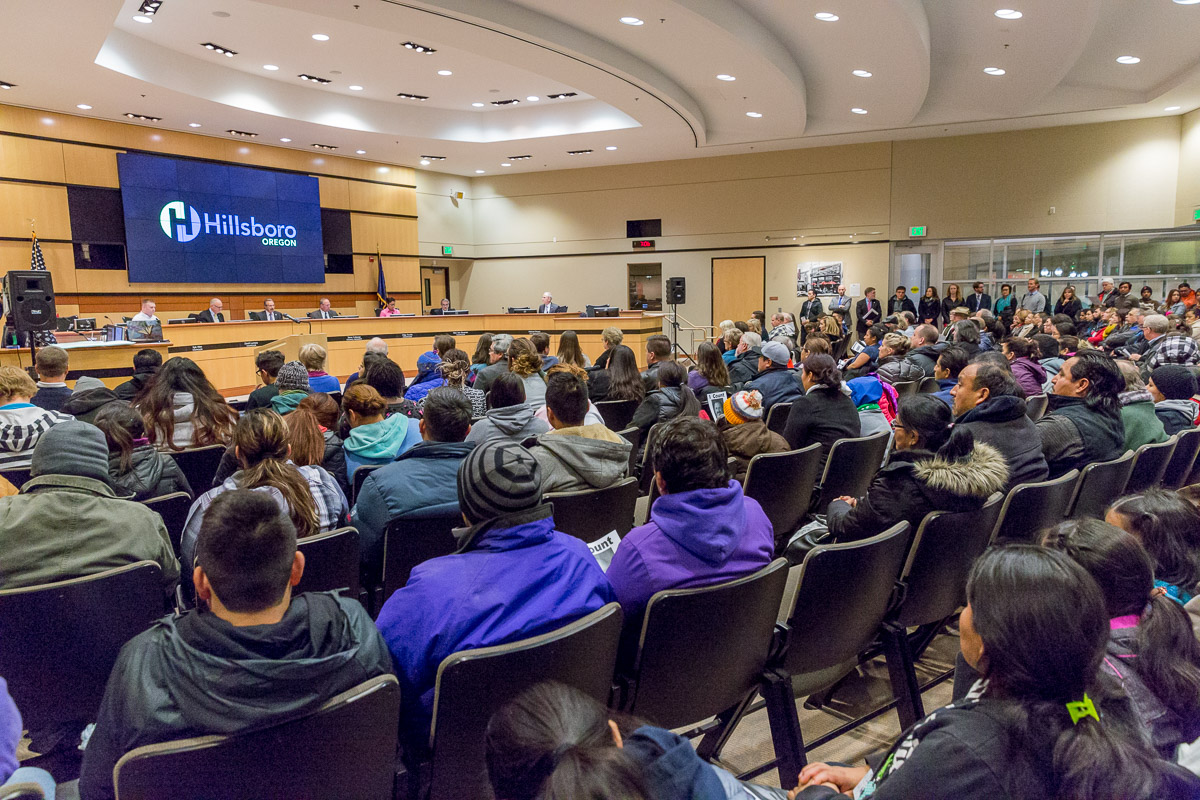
(917, 376, 940, 394)
(815, 431, 891, 512)
(892, 380, 919, 398)
(142, 492, 192, 557)
(596, 399, 638, 430)
(765, 403, 792, 436)
(114, 675, 399, 800)
(546, 477, 639, 541)
(1067, 451, 1135, 519)
(1126, 435, 1178, 492)
(428, 603, 623, 800)
(625, 560, 788, 729)
(295, 527, 361, 599)
(0, 562, 163, 746)
(0, 467, 31, 492)
(896, 494, 1003, 629)
(1025, 394, 1049, 421)
(638, 423, 664, 495)
(992, 470, 1079, 543)
(380, 514, 461, 600)
(351, 464, 382, 504)
(743, 444, 823, 552)
(170, 444, 226, 491)
(1163, 428, 1200, 490)
(616, 426, 641, 480)
(780, 522, 911, 680)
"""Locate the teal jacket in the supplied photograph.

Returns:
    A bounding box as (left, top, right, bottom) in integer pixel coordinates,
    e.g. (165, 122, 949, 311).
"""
(270, 390, 308, 416)
(343, 414, 421, 477)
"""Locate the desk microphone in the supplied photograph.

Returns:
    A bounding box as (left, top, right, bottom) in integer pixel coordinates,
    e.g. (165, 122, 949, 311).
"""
(281, 313, 300, 323)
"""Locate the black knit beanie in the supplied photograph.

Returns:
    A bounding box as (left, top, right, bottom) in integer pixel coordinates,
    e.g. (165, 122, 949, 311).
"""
(457, 440, 543, 524)
(1151, 364, 1197, 401)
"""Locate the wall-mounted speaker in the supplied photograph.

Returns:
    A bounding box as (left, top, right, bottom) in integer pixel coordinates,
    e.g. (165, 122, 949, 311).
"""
(5, 271, 56, 333)
(667, 276, 686, 304)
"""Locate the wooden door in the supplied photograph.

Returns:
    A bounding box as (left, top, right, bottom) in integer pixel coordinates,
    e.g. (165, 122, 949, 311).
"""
(712, 257, 765, 328)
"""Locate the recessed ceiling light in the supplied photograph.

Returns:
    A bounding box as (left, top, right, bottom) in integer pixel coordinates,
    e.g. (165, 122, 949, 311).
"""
(620, 17, 644, 25)
(851, 107, 868, 114)
(852, 69, 873, 78)
(606, 146, 618, 150)
(475, 169, 485, 174)
(420, 159, 431, 166)
(984, 67, 1006, 75)
(527, 96, 540, 102)
(745, 111, 762, 118)
(355, 149, 366, 154)
(349, 85, 363, 91)
(132, 14, 152, 23)
(76, 104, 92, 110)
(1116, 55, 1141, 64)
(814, 12, 839, 21)
(471, 102, 485, 107)
(716, 74, 736, 81)
(1174, 0, 1200, 4)
(312, 33, 329, 41)
(263, 64, 279, 71)
(1166, 105, 1183, 111)
(188, 122, 201, 127)
(437, 70, 453, 76)
(501, 163, 512, 167)
(279, 137, 291, 142)
(994, 9, 1023, 19)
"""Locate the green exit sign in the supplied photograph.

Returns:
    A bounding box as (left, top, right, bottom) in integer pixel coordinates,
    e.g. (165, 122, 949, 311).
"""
(441, 245, 453, 256)
(909, 225, 928, 237)
(1194, 208, 1200, 222)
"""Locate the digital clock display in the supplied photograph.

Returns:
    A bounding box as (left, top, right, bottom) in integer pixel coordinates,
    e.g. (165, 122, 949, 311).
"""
(632, 239, 656, 248)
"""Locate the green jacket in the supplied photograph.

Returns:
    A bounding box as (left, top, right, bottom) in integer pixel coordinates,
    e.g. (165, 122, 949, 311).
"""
(0, 474, 179, 591)
(1120, 396, 1169, 452)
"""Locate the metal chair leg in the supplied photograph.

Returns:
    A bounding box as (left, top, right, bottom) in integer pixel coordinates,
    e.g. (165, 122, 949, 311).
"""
(882, 622, 923, 730)
(762, 668, 806, 789)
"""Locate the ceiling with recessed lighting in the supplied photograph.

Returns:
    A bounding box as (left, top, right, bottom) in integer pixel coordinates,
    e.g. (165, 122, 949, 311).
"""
(3, 0, 1200, 176)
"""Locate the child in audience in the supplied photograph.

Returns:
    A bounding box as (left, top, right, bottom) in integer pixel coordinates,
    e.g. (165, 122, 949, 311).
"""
(793, 545, 1199, 799)
(1042, 519, 1200, 757)
(1107, 490, 1200, 605)
(718, 389, 789, 483)
(94, 401, 193, 501)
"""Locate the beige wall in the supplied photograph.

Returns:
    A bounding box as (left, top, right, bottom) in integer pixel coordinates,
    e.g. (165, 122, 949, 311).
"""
(1177, 109, 1200, 227)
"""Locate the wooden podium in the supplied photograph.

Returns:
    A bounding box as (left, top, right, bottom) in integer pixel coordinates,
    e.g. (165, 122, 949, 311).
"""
(254, 333, 328, 362)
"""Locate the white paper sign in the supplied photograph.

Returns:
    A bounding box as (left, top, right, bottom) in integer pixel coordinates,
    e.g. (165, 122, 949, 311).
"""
(588, 531, 622, 572)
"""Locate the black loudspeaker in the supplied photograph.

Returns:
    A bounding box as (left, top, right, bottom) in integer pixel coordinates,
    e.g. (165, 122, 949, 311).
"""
(5, 271, 57, 333)
(667, 277, 686, 304)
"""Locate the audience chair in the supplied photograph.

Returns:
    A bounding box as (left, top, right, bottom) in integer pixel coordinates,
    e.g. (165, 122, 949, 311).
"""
(891, 380, 919, 398)
(0, 467, 31, 492)
(351, 464, 383, 505)
(814, 431, 891, 514)
(595, 399, 638, 431)
(743, 444, 823, 554)
(1126, 435, 1179, 493)
(616, 426, 641, 481)
(295, 527, 361, 600)
(113, 675, 400, 800)
(620, 560, 788, 733)
(424, 603, 623, 800)
(377, 514, 461, 606)
(1067, 451, 1136, 519)
(170, 444, 226, 492)
(546, 477, 638, 541)
(917, 376, 940, 394)
(992, 470, 1079, 543)
(1163, 427, 1200, 490)
(765, 403, 792, 436)
(637, 423, 665, 495)
(142, 492, 192, 557)
(881, 495, 1004, 729)
(327, 390, 343, 407)
(702, 523, 911, 788)
(1024, 393, 1049, 421)
(0, 562, 163, 756)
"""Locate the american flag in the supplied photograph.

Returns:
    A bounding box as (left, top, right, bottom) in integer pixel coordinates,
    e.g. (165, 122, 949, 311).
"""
(30, 235, 46, 270)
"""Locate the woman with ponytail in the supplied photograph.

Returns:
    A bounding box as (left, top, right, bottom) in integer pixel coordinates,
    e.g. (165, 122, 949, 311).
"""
(95, 401, 193, 501)
(179, 409, 348, 584)
(287, 392, 349, 495)
(432, 348, 486, 417)
(1043, 519, 1200, 757)
(825, 394, 1008, 543)
(795, 545, 1199, 799)
(486, 681, 787, 800)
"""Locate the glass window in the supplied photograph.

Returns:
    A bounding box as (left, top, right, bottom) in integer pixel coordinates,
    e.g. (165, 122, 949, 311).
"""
(1120, 233, 1200, 278)
(943, 241, 992, 284)
(629, 263, 662, 311)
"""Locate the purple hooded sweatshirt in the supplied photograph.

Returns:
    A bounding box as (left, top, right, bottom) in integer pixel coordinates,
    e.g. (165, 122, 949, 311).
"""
(607, 480, 774, 617)
(1010, 356, 1048, 399)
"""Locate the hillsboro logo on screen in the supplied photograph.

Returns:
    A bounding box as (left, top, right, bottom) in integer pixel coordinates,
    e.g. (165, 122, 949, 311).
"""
(158, 201, 299, 247)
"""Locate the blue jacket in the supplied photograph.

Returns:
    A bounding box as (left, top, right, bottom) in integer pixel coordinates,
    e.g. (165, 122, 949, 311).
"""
(932, 378, 957, 409)
(744, 367, 802, 412)
(404, 352, 445, 403)
(375, 507, 615, 742)
(349, 440, 476, 570)
(343, 415, 422, 478)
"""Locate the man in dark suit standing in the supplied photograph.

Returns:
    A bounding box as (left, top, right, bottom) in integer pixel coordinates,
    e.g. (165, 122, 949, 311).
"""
(194, 298, 225, 323)
(888, 286, 916, 316)
(799, 289, 823, 322)
(965, 282, 992, 313)
(250, 299, 282, 321)
(856, 287, 882, 338)
(537, 292, 563, 314)
(307, 298, 339, 320)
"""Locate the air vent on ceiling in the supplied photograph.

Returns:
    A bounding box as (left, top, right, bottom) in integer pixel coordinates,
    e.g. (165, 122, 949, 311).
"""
(396, 92, 429, 101)
(401, 41, 436, 54)
(311, 143, 338, 151)
(419, 155, 446, 161)
(200, 42, 237, 57)
(227, 129, 257, 137)
(125, 112, 162, 121)
(0, 81, 16, 90)
(491, 98, 521, 106)
(138, 0, 162, 14)
(298, 74, 332, 84)
(567, 149, 593, 156)
(547, 92, 578, 100)
(507, 155, 532, 161)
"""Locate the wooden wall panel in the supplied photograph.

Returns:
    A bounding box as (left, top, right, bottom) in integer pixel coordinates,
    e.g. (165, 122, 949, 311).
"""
(355, 254, 419, 293)
(0, 182, 71, 239)
(62, 144, 119, 187)
(0, 241, 75, 289)
(348, 182, 416, 216)
(318, 177, 350, 209)
(0, 136, 64, 183)
(350, 213, 417, 255)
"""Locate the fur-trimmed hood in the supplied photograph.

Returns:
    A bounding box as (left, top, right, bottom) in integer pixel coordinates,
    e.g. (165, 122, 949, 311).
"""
(886, 441, 1009, 504)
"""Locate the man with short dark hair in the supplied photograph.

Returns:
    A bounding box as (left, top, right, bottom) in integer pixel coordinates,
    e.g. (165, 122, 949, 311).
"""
(745, 341, 802, 411)
(606, 416, 773, 619)
(641, 334, 673, 393)
(79, 490, 392, 800)
(966, 281, 992, 313)
(1038, 351, 1126, 477)
(856, 287, 882, 339)
(250, 298, 282, 322)
(906, 324, 944, 375)
(114, 348, 163, 401)
(887, 286, 916, 316)
(1110, 281, 1137, 314)
(952, 363, 1048, 490)
(530, 331, 558, 371)
(530, 372, 630, 494)
(351, 387, 476, 571)
(930, 345, 969, 408)
(247, 350, 285, 411)
(30, 346, 71, 412)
